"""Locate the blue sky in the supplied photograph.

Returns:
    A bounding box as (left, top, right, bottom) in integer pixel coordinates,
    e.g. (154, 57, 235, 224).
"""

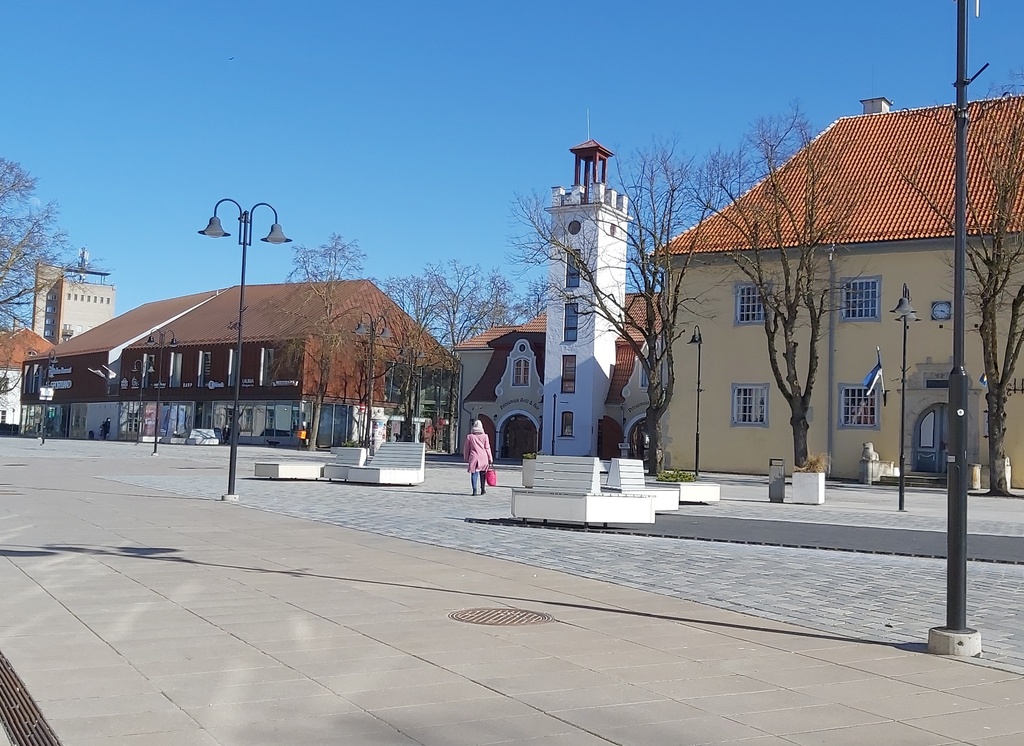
(3, 1, 1022, 316)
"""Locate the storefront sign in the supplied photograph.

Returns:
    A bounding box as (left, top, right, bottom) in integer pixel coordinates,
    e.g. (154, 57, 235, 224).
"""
(500, 397, 540, 412)
(48, 365, 72, 376)
(206, 381, 225, 389)
(241, 378, 255, 388)
(51, 380, 72, 390)
(273, 380, 298, 387)
(121, 378, 129, 389)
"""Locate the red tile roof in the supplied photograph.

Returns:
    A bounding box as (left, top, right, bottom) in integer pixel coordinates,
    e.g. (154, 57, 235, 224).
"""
(605, 341, 637, 405)
(0, 329, 52, 369)
(673, 96, 1024, 253)
(456, 313, 546, 351)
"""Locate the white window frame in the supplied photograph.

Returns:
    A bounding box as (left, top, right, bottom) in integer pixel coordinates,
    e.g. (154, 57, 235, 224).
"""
(227, 348, 236, 387)
(260, 347, 274, 386)
(560, 410, 574, 437)
(839, 384, 879, 428)
(841, 276, 881, 321)
(168, 352, 183, 388)
(735, 283, 765, 324)
(731, 384, 768, 426)
(512, 358, 530, 387)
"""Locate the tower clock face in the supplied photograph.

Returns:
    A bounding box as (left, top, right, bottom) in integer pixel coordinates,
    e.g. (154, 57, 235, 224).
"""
(931, 301, 952, 321)
(567, 220, 582, 235)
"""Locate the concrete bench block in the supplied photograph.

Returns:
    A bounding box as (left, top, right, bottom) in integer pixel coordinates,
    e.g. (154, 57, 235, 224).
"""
(254, 462, 324, 480)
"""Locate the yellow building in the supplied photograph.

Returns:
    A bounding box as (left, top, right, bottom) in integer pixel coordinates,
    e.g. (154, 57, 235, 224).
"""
(665, 96, 1024, 487)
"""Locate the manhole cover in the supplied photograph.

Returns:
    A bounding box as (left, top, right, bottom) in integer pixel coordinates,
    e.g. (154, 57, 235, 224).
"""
(449, 608, 554, 626)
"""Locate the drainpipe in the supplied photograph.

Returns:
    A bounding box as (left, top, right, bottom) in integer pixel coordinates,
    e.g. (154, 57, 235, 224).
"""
(826, 245, 837, 476)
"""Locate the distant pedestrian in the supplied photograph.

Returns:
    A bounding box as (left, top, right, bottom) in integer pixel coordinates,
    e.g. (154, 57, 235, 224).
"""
(223, 426, 231, 445)
(100, 418, 111, 440)
(463, 419, 493, 496)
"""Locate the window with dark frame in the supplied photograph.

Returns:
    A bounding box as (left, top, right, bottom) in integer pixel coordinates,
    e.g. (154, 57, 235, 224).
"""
(840, 385, 878, 426)
(732, 384, 768, 425)
(561, 355, 576, 393)
(735, 284, 765, 324)
(565, 252, 580, 288)
(560, 410, 574, 437)
(563, 303, 578, 341)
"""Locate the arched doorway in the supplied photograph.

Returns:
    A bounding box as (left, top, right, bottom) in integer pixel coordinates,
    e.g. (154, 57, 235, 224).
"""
(500, 414, 538, 458)
(914, 403, 948, 473)
(628, 418, 648, 462)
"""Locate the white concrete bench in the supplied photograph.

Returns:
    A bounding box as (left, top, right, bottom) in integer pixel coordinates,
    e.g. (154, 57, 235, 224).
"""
(254, 462, 324, 480)
(345, 442, 425, 485)
(605, 458, 679, 512)
(323, 447, 368, 482)
(511, 456, 655, 525)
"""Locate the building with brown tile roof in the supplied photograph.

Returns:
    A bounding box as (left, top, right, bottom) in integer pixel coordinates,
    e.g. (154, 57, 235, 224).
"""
(0, 328, 52, 430)
(20, 281, 447, 449)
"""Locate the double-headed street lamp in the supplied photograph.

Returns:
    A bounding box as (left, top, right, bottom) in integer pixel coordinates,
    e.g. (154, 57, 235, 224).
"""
(130, 358, 154, 444)
(198, 200, 291, 501)
(688, 326, 704, 478)
(355, 316, 391, 450)
(146, 329, 177, 455)
(891, 284, 918, 512)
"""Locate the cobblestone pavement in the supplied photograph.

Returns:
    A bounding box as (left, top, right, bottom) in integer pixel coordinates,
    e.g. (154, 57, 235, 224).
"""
(6, 438, 1024, 672)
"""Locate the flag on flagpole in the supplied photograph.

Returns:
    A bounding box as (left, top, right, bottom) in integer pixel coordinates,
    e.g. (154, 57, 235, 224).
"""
(980, 373, 988, 387)
(862, 347, 887, 405)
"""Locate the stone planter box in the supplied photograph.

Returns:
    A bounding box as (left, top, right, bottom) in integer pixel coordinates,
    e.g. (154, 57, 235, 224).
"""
(522, 459, 536, 488)
(791, 471, 825, 504)
(676, 481, 721, 504)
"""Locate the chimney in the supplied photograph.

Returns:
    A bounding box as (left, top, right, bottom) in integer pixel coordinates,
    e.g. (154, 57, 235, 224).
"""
(860, 97, 893, 115)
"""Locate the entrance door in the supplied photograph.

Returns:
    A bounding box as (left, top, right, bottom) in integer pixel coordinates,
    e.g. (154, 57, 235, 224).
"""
(914, 404, 948, 473)
(501, 415, 538, 458)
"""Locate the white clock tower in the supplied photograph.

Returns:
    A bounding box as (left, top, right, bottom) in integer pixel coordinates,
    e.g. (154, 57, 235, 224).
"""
(543, 140, 629, 456)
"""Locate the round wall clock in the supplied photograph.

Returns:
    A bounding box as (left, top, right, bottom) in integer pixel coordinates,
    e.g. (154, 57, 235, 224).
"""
(931, 301, 952, 321)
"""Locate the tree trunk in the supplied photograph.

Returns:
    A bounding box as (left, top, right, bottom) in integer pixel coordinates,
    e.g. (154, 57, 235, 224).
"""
(645, 403, 665, 475)
(987, 386, 1012, 496)
(306, 397, 323, 451)
(790, 402, 810, 469)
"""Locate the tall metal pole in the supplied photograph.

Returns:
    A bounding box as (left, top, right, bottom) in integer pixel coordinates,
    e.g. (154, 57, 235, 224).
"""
(901, 315, 909, 511)
(947, 0, 970, 634)
(227, 213, 250, 498)
(364, 324, 376, 449)
(153, 342, 164, 455)
(696, 340, 702, 478)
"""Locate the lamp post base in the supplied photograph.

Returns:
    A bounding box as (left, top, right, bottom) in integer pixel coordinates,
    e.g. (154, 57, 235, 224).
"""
(221, 494, 239, 502)
(928, 627, 982, 658)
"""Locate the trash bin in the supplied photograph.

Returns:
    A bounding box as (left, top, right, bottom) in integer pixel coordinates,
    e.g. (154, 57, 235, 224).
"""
(88, 430, 95, 440)
(969, 464, 982, 491)
(768, 458, 786, 502)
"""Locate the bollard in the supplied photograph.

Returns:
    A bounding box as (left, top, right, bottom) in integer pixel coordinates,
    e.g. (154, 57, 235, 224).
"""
(768, 458, 786, 503)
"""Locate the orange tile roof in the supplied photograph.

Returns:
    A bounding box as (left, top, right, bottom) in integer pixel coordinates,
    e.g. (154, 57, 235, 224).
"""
(455, 313, 547, 351)
(673, 96, 1024, 253)
(0, 328, 52, 368)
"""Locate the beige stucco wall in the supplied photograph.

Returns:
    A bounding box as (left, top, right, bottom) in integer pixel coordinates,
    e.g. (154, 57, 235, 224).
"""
(665, 241, 1022, 485)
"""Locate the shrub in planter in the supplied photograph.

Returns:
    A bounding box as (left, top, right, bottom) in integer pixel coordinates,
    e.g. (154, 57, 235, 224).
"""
(657, 469, 696, 483)
(522, 452, 537, 459)
(521, 453, 537, 487)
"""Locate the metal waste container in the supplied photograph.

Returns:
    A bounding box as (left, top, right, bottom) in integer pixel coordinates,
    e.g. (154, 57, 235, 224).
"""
(768, 458, 785, 502)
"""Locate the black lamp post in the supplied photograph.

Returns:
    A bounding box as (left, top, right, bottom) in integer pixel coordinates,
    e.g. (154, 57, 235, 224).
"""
(688, 326, 703, 478)
(198, 200, 291, 501)
(146, 329, 177, 455)
(355, 316, 391, 451)
(130, 358, 153, 444)
(891, 284, 918, 512)
(39, 350, 58, 445)
(929, 0, 982, 657)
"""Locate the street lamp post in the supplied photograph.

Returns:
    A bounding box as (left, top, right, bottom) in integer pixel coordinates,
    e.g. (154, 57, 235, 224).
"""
(146, 329, 177, 455)
(198, 200, 291, 501)
(929, 0, 982, 657)
(688, 326, 703, 478)
(892, 285, 918, 512)
(355, 317, 391, 451)
(130, 358, 153, 444)
(39, 350, 58, 445)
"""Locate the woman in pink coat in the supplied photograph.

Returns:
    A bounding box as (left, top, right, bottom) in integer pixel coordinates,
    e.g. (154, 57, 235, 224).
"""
(463, 419, 493, 495)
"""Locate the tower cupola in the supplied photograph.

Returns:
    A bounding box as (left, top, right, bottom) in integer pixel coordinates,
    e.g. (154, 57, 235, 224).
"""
(569, 140, 614, 203)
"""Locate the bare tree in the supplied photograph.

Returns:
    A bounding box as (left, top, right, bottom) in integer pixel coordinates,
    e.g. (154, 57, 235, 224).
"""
(697, 106, 855, 468)
(0, 159, 68, 328)
(284, 234, 365, 449)
(427, 260, 526, 452)
(513, 143, 702, 474)
(379, 273, 444, 442)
